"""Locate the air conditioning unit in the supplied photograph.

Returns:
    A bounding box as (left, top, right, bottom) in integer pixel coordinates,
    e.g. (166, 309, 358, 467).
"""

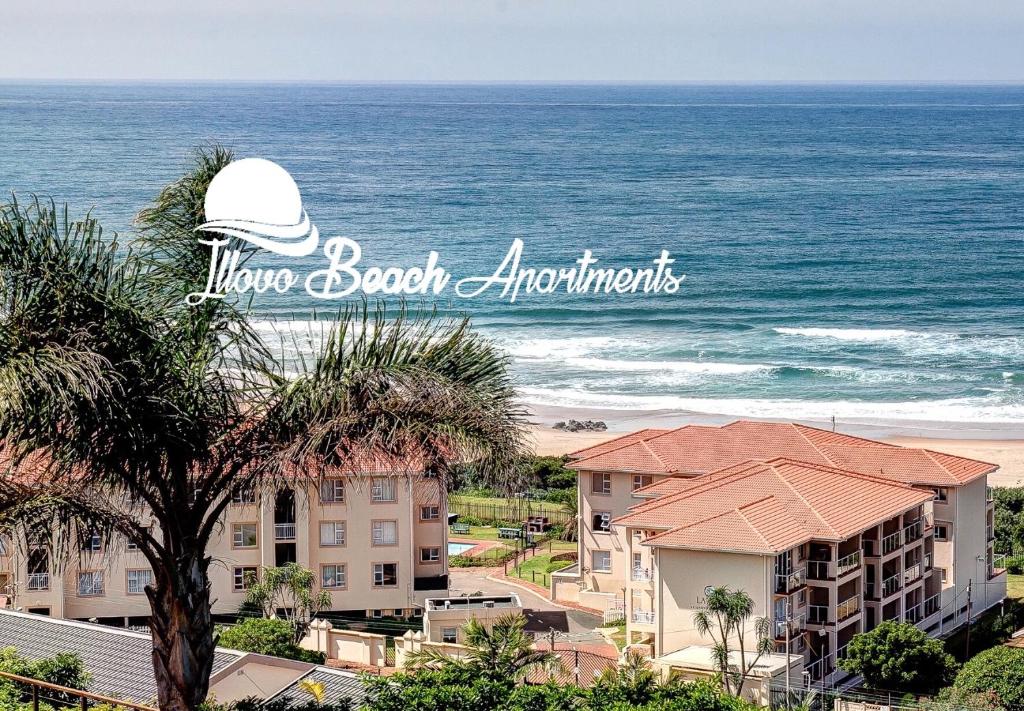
(483, 601, 494, 608)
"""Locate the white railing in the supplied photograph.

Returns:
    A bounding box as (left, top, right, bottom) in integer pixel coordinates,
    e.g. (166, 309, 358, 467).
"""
(903, 519, 923, 544)
(631, 567, 653, 582)
(994, 553, 1008, 570)
(775, 566, 805, 593)
(631, 610, 656, 624)
(837, 551, 861, 577)
(27, 573, 49, 590)
(905, 602, 923, 624)
(274, 523, 297, 540)
(904, 563, 922, 585)
(882, 530, 901, 554)
(774, 614, 805, 638)
(882, 573, 901, 597)
(836, 596, 860, 621)
(923, 593, 941, 618)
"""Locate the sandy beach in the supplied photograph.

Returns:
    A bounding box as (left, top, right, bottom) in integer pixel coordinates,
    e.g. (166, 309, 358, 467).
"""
(527, 407, 1024, 488)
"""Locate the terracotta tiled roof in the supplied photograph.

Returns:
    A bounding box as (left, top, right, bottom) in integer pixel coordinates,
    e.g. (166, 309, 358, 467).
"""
(568, 420, 996, 486)
(616, 457, 933, 554)
(568, 428, 668, 460)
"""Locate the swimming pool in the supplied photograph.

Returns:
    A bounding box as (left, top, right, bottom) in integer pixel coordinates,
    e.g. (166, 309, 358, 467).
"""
(448, 542, 475, 556)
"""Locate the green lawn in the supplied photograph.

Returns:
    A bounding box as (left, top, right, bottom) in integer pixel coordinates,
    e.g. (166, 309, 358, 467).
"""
(1007, 573, 1024, 602)
(509, 547, 577, 587)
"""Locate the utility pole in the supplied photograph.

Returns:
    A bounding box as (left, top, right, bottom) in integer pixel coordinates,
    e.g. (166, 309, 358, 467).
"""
(784, 596, 792, 705)
(964, 580, 973, 659)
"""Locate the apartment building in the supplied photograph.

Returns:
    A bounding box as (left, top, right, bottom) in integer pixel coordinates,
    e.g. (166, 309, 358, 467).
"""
(562, 420, 1004, 624)
(0, 459, 449, 624)
(617, 457, 940, 683)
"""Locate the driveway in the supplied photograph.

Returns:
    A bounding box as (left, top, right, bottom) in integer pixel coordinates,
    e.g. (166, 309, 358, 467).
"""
(448, 568, 606, 640)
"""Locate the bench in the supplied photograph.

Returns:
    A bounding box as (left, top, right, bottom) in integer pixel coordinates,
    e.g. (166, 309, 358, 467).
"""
(498, 526, 524, 540)
(450, 522, 471, 535)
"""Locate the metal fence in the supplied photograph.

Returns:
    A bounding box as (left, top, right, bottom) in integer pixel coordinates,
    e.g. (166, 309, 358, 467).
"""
(449, 499, 572, 527)
(0, 670, 156, 711)
(527, 648, 617, 688)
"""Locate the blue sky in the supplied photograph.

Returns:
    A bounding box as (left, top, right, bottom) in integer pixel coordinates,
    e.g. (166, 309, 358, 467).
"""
(3, 0, 1023, 82)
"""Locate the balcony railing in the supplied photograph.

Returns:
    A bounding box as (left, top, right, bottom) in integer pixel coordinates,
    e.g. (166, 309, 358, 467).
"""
(903, 519, 923, 544)
(631, 567, 653, 582)
(904, 563, 922, 585)
(775, 567, 805, 593)
(807, 560, 830, 581)
(923, 553, 932, 571)
(774, 614, 806, 639)
(988, 487, 994, 503)
(923, 593, 940, 617)
(836, 596, 860, 621)
(837, 551, 861, 577)
(274, 523, 297, 540)
(808, 604, 829, 625)
(905, 602, 924, 624)
(631, 610, 656, 625)
(882, 531, 902, 555)
(882, 573, 901, 597)
(26, 572, 49, 591)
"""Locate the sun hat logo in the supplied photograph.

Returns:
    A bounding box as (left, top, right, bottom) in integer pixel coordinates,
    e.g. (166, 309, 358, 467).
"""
(198, 158, 320, 258)
(188, 157, 685, 305)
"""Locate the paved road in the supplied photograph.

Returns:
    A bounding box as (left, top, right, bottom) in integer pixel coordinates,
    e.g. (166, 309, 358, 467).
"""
(448, 568, 607, 641)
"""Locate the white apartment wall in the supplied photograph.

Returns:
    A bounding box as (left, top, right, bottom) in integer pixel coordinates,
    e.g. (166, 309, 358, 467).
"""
(952, 477, 1002, 612)
(653, 547, 771, 658)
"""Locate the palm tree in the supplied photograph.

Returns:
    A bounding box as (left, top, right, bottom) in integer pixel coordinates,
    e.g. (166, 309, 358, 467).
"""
(406, 613, 554, 681)
(0, 148, 528, 711)
(692, 586, 773, 696)
(592, 649, 663, 705)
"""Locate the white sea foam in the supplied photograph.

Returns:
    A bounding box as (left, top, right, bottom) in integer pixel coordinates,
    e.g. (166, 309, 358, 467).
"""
(774, 327, 921, 342)
(562, 357, 773, 375)
(518, 387, 1024, 423)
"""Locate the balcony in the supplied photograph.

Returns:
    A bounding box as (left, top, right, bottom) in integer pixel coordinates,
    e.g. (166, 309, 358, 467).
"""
(836, 596, 860, 622)
(631, 567, 653, 582)
(837, 551, 861, 577)
(923, 593, 940, 617)
(904, 602, 924, 624)
(882, 531, 901, 555)
(904, 563, 922, 585)
(903, 519, 923, 545)
(807, 560, 830, 581)
(274, 523, 297, 541)
(882, 573, 901, 598)
(863, 539, 878, 558)
(775, 567, 805, 594)
(27, 573, 49, 591)
(632, 610, 656, 625)
(774, 614, 806, 639)
(988, 487, 994, 503)
(808, 604, 829, 625)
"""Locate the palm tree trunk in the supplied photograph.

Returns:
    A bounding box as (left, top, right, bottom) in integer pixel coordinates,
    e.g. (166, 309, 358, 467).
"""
(147, 558, 216, 711)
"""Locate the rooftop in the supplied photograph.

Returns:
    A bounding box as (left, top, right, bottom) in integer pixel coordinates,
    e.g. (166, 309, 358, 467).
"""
(615, 457, 933, 554)
(425, 594, 522, 611)
(0, 609, 364, 706)
(569, 420, 997, 486)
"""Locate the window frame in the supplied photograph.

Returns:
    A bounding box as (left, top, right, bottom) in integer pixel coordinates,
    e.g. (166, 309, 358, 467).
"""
(231, 522, 259, 549)
(77, 570, 105, 597)
(441, 627, 458, 644)
(233, 566, 258, 592)
(126, 568, 153, 595)
(372, 478, 397, 503)
(320, 478, 346, 504)
(230, 487, 257, 505)
(371, 519, 398, 547)
(631, 474, 653, 492)
(420, 547, 441, 563)
(372, 562, 399, 587)
(319, 521, 347, 547)
(934, 524, 950, 541)
(420, 505, 441, 521)
(591, 550, 612, 573)
(321, 564, 347, 590)
(591, 472, 611, 495)
(592, 511, 612, 533)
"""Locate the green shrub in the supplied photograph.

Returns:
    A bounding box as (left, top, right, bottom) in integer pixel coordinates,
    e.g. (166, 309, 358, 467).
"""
(953, 646, 1024, 709)
(217, 618, 325, 663)
(839, 621, 957, 694)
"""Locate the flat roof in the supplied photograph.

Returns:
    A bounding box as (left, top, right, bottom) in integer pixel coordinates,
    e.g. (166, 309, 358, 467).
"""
(425, 594, 522, 611)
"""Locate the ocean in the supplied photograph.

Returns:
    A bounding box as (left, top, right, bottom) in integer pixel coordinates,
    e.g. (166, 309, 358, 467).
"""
(1, 83, 1022, 425)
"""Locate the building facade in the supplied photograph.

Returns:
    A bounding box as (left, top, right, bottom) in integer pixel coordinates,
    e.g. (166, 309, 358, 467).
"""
(562, 421, 1005, 638)
(0, 469, 448, 624)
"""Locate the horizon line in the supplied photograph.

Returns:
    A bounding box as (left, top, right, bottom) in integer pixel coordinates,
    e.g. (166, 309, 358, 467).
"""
(3, 78, 1024, 87)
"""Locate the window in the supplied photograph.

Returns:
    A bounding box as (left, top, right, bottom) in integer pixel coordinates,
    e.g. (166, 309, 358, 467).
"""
(632, 474, 653, 492)
(78, 571, 104, 596)
(0, 535, 8, 556)
(372, 478, 397, 502)
(322, 564, 346, 589)
(232, 523, 258, 548)
(320, 521, 346, 547)
(373, 563, 398, 587)
(421, 547, 441, 563)
(591, 472, 611, 495)
(940, 568, 948, 584)
(420, 505, 441, 521)
(935, 525, 949, 541)
(127, 569, 153, 595)
(932, 487, 949, 502)
(82, 531, 102, 552)
(27, 550, 48, 590)
(233, 566, 257, 592)
(231, 487, 256, 505)
(372, 520, 398, 546)
(592, 550, 611, 573)
(126, 527, 151, 551)
(592, 511, 612, 533)
(442, 627, 458, 644)
(320, 479, 345, 503)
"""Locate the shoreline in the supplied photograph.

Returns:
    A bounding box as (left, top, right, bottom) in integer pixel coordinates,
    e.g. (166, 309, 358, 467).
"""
(525, 404, 1024, 487)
